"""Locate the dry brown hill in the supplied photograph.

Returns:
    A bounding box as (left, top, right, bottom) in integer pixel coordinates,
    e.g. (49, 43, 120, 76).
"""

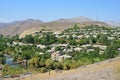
(0, 19, 43, 36)
(0, 17, 108, 38)
(20, 21, 108, 38)
(20, 17, 108, 38)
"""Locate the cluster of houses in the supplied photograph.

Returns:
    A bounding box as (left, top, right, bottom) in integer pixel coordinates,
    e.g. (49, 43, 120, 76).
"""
(6, 26, 120, 61)
(35, 27, 119, 61)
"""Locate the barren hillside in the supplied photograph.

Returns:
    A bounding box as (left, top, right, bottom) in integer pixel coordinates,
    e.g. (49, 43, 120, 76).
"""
(0, 19, 43, 36)
(0, 17, 108, 37)
(26, 57, 120, 80)
(20, 21, 108, 38)
(4, 57, 120, 80)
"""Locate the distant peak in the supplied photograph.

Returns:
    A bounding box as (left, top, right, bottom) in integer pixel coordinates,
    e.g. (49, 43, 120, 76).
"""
(24, 19, 43, 22)
(106, 20, 120, 27)
(56, 16, 93, 23)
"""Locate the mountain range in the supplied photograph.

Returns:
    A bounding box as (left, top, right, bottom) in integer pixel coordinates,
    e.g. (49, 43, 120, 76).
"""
(0, 22, 9, 27)
(0, 19, 43, 36)
(0, 17, 117, 38)
(106, 21, 120, 27)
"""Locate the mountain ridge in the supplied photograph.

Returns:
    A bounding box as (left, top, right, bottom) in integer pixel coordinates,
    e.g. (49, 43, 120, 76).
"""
(0, 19, 43, 36)
(55, 16, 93, 23)
(106, 20, 120, 27)
(0, 17, 109, 37)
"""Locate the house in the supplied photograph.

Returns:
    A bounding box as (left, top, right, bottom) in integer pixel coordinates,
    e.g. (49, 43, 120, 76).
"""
(77, 35, 84, 39)
(13, 42, 33, 46)
(54, 31, 61, 35)
(99, 51, 105, 55)
(72, 34, 77, 38)
(63, 49, 67, 52)
(85, 35, 90, 38)
(6, 43, 11, 46)
(107, 36, 115, 40)
(39, 52, 45, 55)
(58, 54, 72, 61)
(37, 44, 46, 49)
(99, 45, 107, 50)
(51, 51, 71, 61)
(58, 44, 68, 47)
(74, 47, 82, 52)
(93, 44, 107, 50)
(93, 44, 98, 48)
(47, 49, 54, 53)
(51, 52, 61, 60)
(93, 35, 97, 38)
(13, 41, 18, 46)
(87, 49, 94, 53)
(66, 35, 70, 39)
(81, 44, 92, 49)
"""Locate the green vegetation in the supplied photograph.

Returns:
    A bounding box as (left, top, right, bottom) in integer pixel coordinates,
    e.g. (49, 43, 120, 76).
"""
(2, 65, 23, 77)
(0, 24, 120, 77)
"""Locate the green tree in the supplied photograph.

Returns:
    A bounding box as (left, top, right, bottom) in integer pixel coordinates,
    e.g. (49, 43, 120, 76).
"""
(22, 35, 34, 43)
(39, 58, 45, 67)
(62, 60, 71, 70)
(12, 34, 19, 41)
(45, 59, 53, 68)
(53, 61, 62, 69)
(73, 24, 79, 30)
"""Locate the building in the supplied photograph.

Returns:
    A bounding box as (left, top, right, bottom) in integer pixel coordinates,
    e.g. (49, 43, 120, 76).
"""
(51, 52, 61, 60)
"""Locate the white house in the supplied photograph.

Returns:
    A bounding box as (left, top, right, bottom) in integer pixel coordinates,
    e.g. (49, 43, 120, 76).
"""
(87, 49, 94, 53)
(37, 44, 46, 49)
(74, 47, 82, 52)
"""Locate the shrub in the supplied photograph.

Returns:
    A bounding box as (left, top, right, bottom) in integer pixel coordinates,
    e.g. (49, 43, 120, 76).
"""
(70, 61, 80, 69)
(38, 67, 47, 73)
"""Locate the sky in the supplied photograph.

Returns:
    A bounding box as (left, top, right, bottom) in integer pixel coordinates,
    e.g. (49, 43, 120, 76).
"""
(0, 0, 120, 22)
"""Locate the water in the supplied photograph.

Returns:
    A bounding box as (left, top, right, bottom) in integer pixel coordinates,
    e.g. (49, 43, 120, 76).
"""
(4, 54, 18, 67)
(6, 58, 13, 64)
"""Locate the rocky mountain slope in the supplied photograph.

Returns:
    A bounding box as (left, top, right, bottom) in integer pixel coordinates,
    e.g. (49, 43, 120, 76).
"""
(0, 19, 43, 36)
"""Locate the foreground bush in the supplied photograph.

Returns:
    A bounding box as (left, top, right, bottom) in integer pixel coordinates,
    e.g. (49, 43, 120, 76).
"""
(37, 67, 47, 73)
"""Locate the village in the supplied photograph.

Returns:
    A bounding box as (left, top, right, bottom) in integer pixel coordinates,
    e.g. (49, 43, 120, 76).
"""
(0, 24, 120, 78)
(10, 25, 120, 62)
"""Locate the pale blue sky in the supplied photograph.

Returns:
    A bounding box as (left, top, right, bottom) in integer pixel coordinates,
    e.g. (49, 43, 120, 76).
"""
(0, 0, 120, 22)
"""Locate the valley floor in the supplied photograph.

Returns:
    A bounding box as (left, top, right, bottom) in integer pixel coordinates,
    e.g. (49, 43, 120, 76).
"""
(3, 57, 120, 80)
